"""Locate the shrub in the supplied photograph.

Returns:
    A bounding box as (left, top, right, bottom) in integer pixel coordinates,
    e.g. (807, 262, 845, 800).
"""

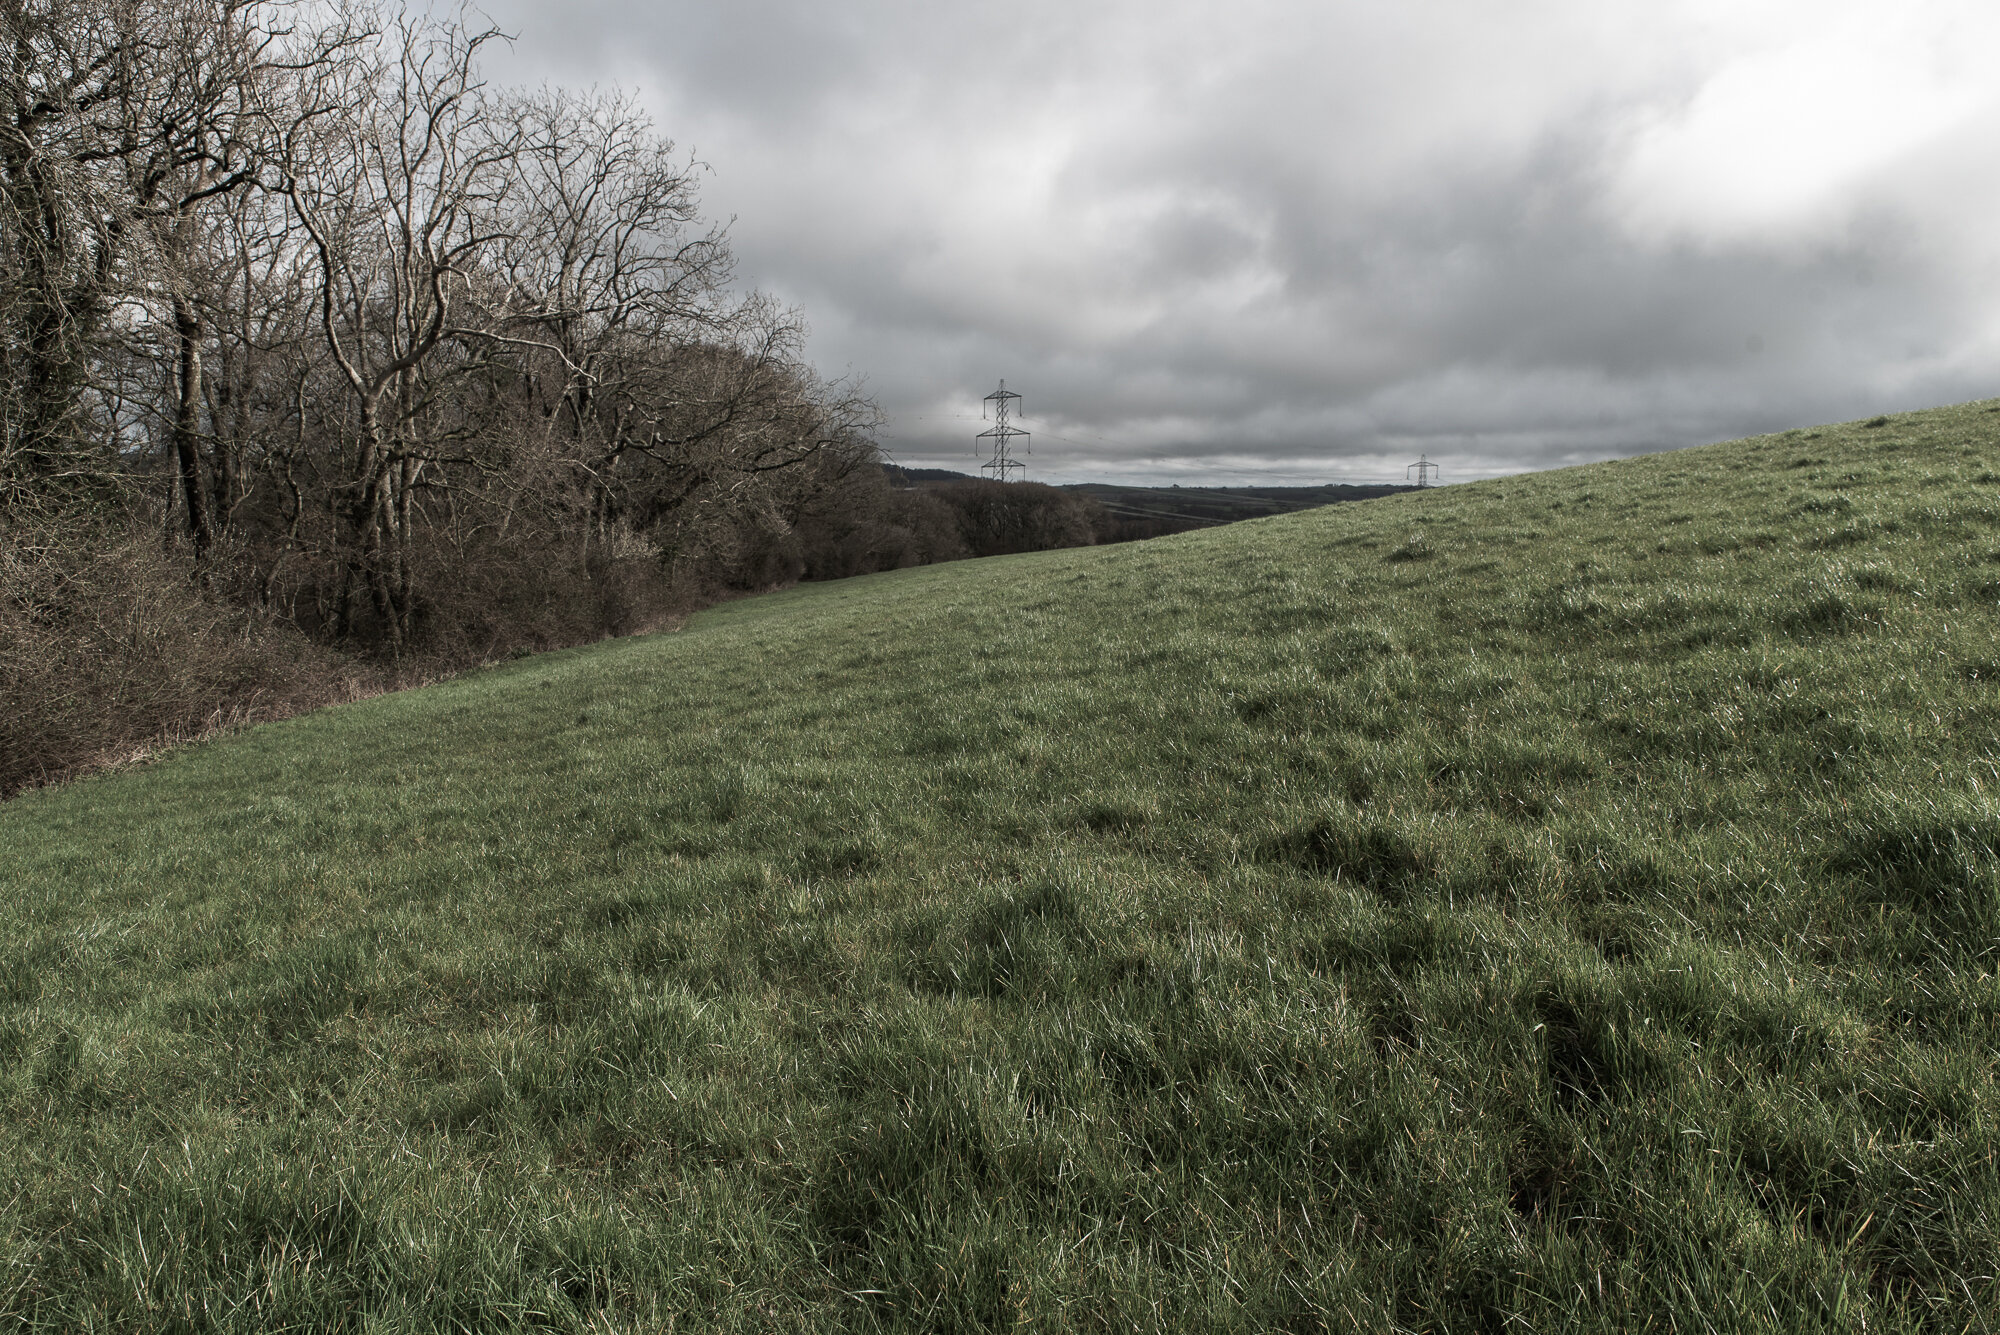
(0, 515, 361, 795)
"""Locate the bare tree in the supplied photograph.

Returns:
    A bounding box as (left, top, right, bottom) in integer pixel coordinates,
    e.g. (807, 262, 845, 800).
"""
(484, 87, 730, 447)
(0, 0, 142, 500)
(122, 1, 286, 557)
(277, 7, 517, 649)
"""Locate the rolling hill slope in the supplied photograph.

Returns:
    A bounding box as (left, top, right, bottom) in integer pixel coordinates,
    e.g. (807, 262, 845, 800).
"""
(3, 402, 1998, 1331)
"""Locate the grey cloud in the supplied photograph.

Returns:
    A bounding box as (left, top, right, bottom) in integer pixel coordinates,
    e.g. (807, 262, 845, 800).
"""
(477, 0, 2000, 484)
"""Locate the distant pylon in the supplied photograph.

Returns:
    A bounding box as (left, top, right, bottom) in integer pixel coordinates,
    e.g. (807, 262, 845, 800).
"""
(977, 380, 1029, 482)
(1407, 454, 1440, 487)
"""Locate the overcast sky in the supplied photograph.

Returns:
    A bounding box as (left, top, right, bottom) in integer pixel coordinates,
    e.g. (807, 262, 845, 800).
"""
(474, 0, 2000, 485)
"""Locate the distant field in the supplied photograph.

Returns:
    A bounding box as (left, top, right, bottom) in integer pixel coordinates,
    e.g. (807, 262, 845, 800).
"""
(3, 403, 1998, 1331)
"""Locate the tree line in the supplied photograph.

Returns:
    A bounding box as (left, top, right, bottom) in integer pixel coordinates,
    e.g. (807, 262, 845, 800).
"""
(0, 0, 1104, 793)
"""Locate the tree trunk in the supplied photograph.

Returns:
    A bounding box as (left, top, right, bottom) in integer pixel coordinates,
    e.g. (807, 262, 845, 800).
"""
(172, 296, 213, 558)
(344, 396, 405, 654)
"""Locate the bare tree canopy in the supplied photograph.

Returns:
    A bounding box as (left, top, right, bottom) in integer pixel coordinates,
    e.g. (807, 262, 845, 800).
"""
(2, 0, 880, 648)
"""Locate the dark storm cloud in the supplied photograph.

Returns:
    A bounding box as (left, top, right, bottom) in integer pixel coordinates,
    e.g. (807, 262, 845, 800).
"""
(477, 0, 2000, 483)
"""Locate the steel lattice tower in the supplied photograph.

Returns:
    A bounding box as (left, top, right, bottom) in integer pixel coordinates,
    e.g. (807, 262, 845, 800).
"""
(1407, 454, 1440, 487)
(977, 380, 1029, 482)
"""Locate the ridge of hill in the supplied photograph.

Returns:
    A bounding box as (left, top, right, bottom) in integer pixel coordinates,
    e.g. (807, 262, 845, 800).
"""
(3, 402, 1998, 1330)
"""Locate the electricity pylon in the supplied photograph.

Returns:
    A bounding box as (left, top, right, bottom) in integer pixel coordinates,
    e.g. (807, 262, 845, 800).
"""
(977, 380, 1029, 482)
(1407, 454, 1440, 487)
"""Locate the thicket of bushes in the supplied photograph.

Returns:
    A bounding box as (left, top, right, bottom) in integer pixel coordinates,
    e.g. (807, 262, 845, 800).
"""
(0, 1, 1104, 795)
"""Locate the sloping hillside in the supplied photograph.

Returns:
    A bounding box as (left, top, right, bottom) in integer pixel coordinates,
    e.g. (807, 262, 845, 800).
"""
(2, 402, 1997, 1331)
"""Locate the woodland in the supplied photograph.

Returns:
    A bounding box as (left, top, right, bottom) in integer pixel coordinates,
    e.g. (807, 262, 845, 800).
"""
(0, 0, 1102, 793)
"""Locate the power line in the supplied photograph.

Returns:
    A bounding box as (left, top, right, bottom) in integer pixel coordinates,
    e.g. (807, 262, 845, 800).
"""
(1032, 428, 1145, 453)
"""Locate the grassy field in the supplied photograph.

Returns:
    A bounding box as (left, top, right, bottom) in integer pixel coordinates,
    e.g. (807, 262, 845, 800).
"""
(3, 402, 1998, 1332)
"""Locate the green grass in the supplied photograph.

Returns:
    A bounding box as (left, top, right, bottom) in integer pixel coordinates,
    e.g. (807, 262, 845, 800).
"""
(4, 402, 2000, 1332)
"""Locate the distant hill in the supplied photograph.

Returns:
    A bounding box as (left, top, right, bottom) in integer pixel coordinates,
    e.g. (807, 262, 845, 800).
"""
(881, 463, 1416, 541)
(881, 465, 981, 484)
